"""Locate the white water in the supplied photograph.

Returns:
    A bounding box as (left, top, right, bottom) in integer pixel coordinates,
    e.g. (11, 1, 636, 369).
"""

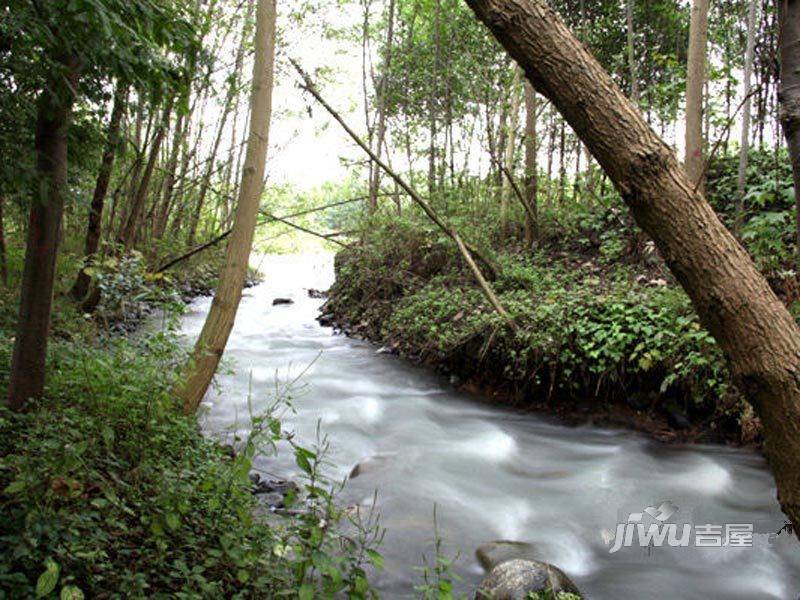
(178, 254, 800, 599)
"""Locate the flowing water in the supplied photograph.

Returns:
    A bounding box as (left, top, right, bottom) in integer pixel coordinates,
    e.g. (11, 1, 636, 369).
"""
(178, 254, 800, 599)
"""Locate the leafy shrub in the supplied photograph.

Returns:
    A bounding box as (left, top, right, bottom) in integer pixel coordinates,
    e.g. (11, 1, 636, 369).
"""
(0, 331, 381, 598)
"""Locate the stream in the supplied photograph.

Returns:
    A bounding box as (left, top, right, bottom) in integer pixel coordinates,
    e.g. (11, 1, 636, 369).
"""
(178, 254, 800, 599)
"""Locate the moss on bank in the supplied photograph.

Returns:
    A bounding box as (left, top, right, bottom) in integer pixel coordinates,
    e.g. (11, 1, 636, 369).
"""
(322, 221, 760, 444)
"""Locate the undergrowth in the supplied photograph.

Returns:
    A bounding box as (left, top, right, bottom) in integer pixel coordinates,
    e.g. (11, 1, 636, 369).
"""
(0, 327, 381, 598)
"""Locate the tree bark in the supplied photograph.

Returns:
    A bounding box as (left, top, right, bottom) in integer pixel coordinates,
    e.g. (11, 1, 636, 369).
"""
(778, 0, 800, 261)
(685, 0, 709, 187)
(7, 54, 80, 409)
(464, 0, 800, 534)
(523, 81, 538, 244)
(71, 83, 127, 301)
(735, 0, 759, 235)
(176, 0, 277, 415)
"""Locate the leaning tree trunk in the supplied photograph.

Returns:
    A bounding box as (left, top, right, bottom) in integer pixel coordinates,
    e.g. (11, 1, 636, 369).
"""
(464, 0, 800, 534)
(7, 54, 80, 410)
(779, 0, 800, 261)
(685, 0, 709, 188)
(176, 0, 277, 415)
(71, 82, 127, 301)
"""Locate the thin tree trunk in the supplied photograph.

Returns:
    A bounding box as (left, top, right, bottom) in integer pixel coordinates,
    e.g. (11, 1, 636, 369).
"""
(501, 68, 521, 234)
(626, 0, 639, 103)
(524, 81, 538, 244)
(7, 54, 80, 409)
(153, 112, 186, 245)
(778, 0, 800, 262)
(177, 0, 277, 415)
(187, 52, 246, 245)
(685, 0, 709, 187)
(118, 100, 172, 251)
(369, 0, 396, 213)
(735, 0, 759, 235)
(428, 0, 441, 196)
(0, 195, 6, 285)
(71, 83, 127, 300)
(465, 0, 800, 534)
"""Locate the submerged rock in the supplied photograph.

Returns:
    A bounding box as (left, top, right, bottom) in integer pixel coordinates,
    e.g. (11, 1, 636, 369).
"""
(250, 474, 299, 510)
(476, 541, 539, 572)
(349, 454, 395, 479)
(307, 288, 327, 299)
(475, 559, 582, 599)
(272, 298, 294, 306)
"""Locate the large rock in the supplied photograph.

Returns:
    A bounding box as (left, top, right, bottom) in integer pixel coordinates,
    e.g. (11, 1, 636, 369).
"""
(476, 541, 539, 572)
(475, 559, 582, 599)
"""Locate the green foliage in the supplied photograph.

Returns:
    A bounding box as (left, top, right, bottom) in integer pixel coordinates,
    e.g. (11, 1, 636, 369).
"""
(0, 330, 381, 598)
(326, 217, 747, 433)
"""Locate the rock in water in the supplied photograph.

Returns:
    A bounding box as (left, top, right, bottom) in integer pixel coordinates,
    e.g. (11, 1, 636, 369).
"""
(349, 454, 395, 479)
(307, 288, 327, 299)
(476, 541, 539, 572)
(272, 298, 294, 306)
(475, 559, 582, 599)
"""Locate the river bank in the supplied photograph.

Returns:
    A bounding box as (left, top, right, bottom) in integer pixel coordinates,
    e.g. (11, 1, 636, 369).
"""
(319, 225, 762, 447)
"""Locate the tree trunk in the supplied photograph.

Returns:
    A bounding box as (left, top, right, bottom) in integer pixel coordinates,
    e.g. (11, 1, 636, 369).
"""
(735, 0, 759, 235)
(71, 83, 127, 301)
(0, 195, 7, 285)
(464, 0, 800, 534)
(626, 0, 639, 103)
(176, 0, 277, 415)
(778, 0, 800, 262)
(524, 81, 538, 244)
(152, 111, 186, 245)
(685, 0, 709, 187)
(187, 61, 243, 246)
(501, 68, 521, 234)
(7, 54, 80, 409)
(428, 0, 441, 196)
(118, 100, 172, 251)
(369, 0, 396, 213)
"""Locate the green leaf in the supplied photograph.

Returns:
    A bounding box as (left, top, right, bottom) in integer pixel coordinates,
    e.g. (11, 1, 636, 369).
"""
(4, 479, 25, 495)
(366, 549, 384, 570)
(298, 582, 315, 600)
(165, 513, 180, 531)
(60, 586, 85, 600)
(36, 559, 60, 598)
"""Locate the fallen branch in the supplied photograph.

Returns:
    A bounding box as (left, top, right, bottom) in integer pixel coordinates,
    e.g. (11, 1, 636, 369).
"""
(290, 59, 499, 281)
(155, 196, 362, 273)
